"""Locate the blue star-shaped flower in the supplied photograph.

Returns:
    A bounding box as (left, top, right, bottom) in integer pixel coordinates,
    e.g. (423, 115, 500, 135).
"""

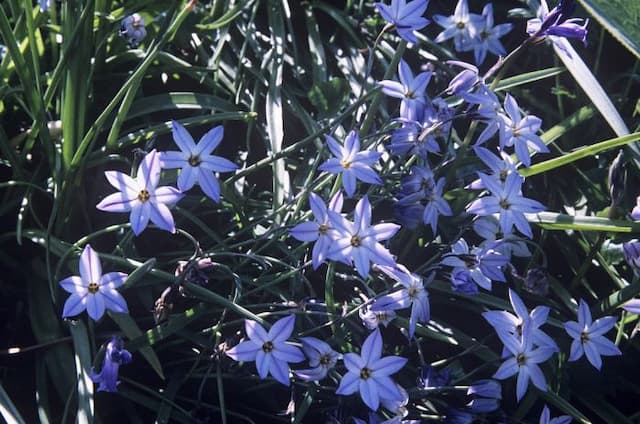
(225, 315, 305, 386)
(159, 121, 238, 202)
(375, 0, 430, 44)
(379, 59, 432, 121)
(563, 299, 621, 370)
(336, 328, 407, 411)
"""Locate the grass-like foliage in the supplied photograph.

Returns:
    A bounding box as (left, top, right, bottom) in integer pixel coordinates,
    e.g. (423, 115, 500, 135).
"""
(1, 0, 640, 422)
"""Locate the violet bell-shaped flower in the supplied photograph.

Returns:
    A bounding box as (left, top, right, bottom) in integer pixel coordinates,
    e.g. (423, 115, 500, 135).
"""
(96, 149, 184, 236)
(59, 245, 129, 321)
(90, 336, 132, 392)
(563, 299, 621, 370)
(375, 0, 430, 44)
(336, 328, 408, 411)
(225, 315, 305, 386)
(319, 131, 382, 198)
(328, 195, 400, 278)
(289, 191, 344, 269)
(159, 121, 238, 203)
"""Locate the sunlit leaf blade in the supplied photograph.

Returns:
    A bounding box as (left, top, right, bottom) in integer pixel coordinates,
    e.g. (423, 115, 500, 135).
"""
(0, 382, 26, 424)
(578, 0, 640, 58)
(67, 320, 94, 423)
(531, 212, 640, 232)
(552, 38, 630, 137)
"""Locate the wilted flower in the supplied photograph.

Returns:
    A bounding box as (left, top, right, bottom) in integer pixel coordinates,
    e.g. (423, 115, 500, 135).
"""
(96, 149, 184, 236)
(159, 121, 238, 202)
(120, 13, 147, 48)
(225, 315, 305, 386)
(59, 245, 129, 321)
(294, 337, 341, 381)
(375, 0, 430, 44)
(336, 329, 407, 410)
(90, 336, 132, 392)
(319, 131, 382, 198)
(563, 299, 621, 370)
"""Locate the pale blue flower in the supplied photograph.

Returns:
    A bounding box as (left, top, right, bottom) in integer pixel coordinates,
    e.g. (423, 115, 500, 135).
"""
(467, 3, 512, 65)
(96, 149, 184, 235)
(372, 264, 430, 339)
(631, 196, 640, 220)
(467, 379, 501, 413)
(319, 131, 382, 198)
(375, 0, 430, 44)
(433, 0, 483, 51)
(159, 121, 238, 202)
(563, 299, 621, 370)
(39, 0, 51, 12)
(498, 93, 549, 167)
(527, 0, 588, 45)
(289, 192, 344, 269)
(59, 245, 129, 321)
(90, 336, 132, 392)
(467, 146, 518, 191)
(466, 172, 545, 239)
(441, 239, 508, 291)
(294, 337, 341, 381)
(623, 240, 640, 272)
(360, 305, 397, 330)
(336, 329, 407, 411)
(379, 60, 432, 121)
(328, 195, 400, 278)
(493, 322, 555, 402)
(225, 315, 305, 386)
(473, 216, 531, 259)
(539, 404, 572, 424)
(482, 288, 559, 354)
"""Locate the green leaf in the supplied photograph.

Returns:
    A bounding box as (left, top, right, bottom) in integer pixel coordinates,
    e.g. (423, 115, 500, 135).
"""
(531, 212, 640, 233)
(578, 0, 640, 58)
(127, 92, 236, 120)
(67, 320, 94, 423)
(0, 382, 26, 424)
(308, 78, 350, 118)
(494, 66, 566, 91)
(122, 257, 157, 290)
(109, 312, 165, 380)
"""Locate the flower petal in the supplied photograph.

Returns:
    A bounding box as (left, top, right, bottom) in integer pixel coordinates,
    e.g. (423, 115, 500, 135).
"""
(62, 292, 88, 318)
(195, 125, 223, 156)
(80, 245, 102, 284)
(86, 293, 106, 321)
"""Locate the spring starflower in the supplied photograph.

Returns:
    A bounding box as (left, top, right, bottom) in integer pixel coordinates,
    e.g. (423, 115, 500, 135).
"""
(468, 3, 512, 65)
(159, 121, 238, 202)
(328, 195, 400, 278)
(59, 245, 129, 321)
(319, 131, 382, 198)
(336, 329, 408, 411)
(294, 337, 341, 381)
(563, 299, 621, 370)
(375, 0, 430, 44)
(498, 94, 549, 167)
(289, 192, 343, 269)
(225, 315, 305, 386)
(433, 0, 483, 51)
(90, 336, 132, 392)
(539, 405, 572, 424)
(379, 60, 432, 121)
(96, 149, 184, 235)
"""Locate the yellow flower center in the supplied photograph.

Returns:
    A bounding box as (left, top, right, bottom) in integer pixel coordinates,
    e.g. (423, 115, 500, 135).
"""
(360, 367, 372, 380)
(499, 198, 511, 210)
(318, 223, 329, 235)
(351, 235, 361, 247)
(188, 155, 201, 167)
(138, 189, 150, 202)
(516, 353, 526, 365)
(456, 21, 465, 29)
(88, 282, 100, 294)
(340, 159, 352, 169)
(262, 341, 274, 353)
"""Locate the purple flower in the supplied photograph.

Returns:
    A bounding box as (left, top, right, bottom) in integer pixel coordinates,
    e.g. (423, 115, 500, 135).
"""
(498, 93, 549, 167)
(631, 196, 640, 220)
(539, 405, 572, 424)
(120, 13, 147, 48)
(96, 149, 184, 236)
(461, 84, 504, 145)
(441, 239, 508, 291)
(493, 322, 555, 402)
(467, 4, 513, 65)
(336, 329, 407, 411)
(623, 240, 640, 272)
(90, 336, 132, 393)
(225, 315, 305, 386)
(395, 165, 452, 235)
(467, 379, 501, 413)
(39, 0, 51, 12)
(388, 100, 451, 158)
(294, 337, 341, 381)
(482, 288, 559, 354)
(468, 146, 518, 190)
(418, 365, 451, 388)
(375, 0, 430, 44)
(372, 265, 430, 339)
(563, 299, 621, 370)
(473, 216, 531, 259)
(360, 305, 397, 330)
(159, 121, 238, 202)
(328, 195, 400, 278)
(466, 172, 545, 239)
(446, 61, 479, 95)
(58, 245, 129, 321)
(379, 60, 432, 121)
(319, 131, 382, 198)
(289, 192, 344, 269)
(527, 0, 588, 45)
(433, 0, 483, 51)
